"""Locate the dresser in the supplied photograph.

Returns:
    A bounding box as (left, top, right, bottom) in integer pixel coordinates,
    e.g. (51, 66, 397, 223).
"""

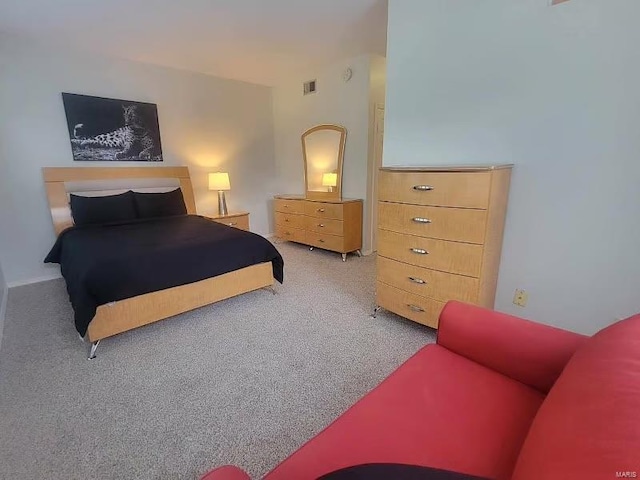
(375, 165, 512, 328)
(206, 211, 250, 231)
(274, 195, 363, 261)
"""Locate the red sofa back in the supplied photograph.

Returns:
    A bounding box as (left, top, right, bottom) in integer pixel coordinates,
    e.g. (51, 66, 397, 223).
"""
(512, 314, 640, 479)
(437, 302, 586, 393)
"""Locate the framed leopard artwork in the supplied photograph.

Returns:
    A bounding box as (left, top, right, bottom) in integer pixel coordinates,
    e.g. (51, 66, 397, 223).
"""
(62, 93, 163, 162)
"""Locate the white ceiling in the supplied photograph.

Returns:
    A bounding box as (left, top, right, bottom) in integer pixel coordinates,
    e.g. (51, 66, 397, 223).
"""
(0, 0, 387, 86)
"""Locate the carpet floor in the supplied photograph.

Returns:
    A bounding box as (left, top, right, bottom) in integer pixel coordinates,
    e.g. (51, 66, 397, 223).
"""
(0, 242, 435, 480)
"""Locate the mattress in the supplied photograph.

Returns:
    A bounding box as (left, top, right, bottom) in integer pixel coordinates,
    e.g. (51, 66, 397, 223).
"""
(45, 215, 284, 335)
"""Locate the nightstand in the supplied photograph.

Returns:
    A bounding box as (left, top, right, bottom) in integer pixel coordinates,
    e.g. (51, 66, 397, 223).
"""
(207, 211, 250, 231)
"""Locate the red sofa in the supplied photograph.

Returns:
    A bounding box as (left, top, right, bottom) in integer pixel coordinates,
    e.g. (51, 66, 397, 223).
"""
(202, 302, 640, 480)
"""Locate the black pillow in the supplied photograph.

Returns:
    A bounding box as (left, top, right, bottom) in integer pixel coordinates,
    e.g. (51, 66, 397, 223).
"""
(133, 188, 187, 219)
(317, 464, 490, 480)
(70, 191, 137, 226)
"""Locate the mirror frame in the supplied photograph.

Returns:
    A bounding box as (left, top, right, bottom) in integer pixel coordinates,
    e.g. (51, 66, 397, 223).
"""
(301, 124, 347, 200)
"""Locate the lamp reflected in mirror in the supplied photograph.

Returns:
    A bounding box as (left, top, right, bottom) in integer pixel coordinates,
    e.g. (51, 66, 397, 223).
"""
(322, 172, 337, 192)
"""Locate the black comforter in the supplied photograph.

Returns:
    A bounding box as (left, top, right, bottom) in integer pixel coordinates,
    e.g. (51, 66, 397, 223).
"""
(45, 215, 284, 336)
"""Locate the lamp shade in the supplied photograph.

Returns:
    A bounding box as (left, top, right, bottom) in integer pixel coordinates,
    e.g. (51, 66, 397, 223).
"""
(208, 172, 230, 191)
(322, 172, 337, 187)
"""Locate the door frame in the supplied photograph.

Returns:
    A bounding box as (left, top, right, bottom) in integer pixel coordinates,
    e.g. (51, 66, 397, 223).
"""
(369, 103, 385, 253)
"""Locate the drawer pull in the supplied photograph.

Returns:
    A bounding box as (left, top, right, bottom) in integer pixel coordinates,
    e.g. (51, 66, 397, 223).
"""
(412, 217, 432, 224)
(413, 185, 434, 191)
(408, 276, 426, 285)
(319, 239, 325, 243)
(317, 208, 326, 213)
(283, 205, 289, 208)
(318, 224, 325, 228)
(285, 218, 290, 222)
(410, 248, 428, 255)
(284, 232, 291, 236)
(407, 304, 425, 313)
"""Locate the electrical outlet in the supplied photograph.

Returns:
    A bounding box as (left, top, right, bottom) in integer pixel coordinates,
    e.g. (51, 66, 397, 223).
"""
(513, 289, 528, 307)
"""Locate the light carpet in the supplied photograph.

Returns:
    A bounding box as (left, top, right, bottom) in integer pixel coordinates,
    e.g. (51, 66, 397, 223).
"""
(0, 242, 435, 480)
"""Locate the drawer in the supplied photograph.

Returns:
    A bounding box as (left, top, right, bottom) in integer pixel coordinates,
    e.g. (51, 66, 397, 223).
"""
(274, 198, 306, 214)
(378, 229, 483, 277)
(304, 201, 344, 220)
(212, 215, 250, 231)
(377, 256, 478, 303)
(304, 216, 344, 236)
(378, 170, 491, 209)
(275, 224, 305, 243)
(275, 211, 305, 229)
(378, 202, 487, 244)
(306, 231, 345, 252)
(376, 282, 445, 329)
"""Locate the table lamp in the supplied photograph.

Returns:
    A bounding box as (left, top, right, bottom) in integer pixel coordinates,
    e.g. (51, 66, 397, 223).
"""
(322, 172, 338, 193)
(209, 172, 231, 215)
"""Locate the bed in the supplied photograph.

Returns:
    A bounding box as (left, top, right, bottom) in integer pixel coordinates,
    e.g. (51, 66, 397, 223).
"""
(42, 167, 284, 358)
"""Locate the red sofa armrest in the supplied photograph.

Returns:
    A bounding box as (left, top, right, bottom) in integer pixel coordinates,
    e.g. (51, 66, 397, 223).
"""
(201, 465, 250, 480)
(437, 301, 587, 393)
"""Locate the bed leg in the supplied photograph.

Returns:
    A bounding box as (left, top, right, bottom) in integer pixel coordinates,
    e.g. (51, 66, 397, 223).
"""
(371, 306, 382, 318)
(262, 285, 277, 295)
(88, 340, 100, 360)
(342, 253, 347, 262)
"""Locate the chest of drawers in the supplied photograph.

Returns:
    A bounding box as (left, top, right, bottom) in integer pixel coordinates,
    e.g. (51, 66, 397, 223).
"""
(274, 196, 363, 261)
(375, 166, 512, 328)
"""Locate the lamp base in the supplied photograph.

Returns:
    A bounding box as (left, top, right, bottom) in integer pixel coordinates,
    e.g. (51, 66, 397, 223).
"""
(217, 191, 228, 216)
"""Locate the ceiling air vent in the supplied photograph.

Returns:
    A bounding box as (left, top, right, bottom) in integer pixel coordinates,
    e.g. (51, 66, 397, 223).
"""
(303, 80, 317, 96)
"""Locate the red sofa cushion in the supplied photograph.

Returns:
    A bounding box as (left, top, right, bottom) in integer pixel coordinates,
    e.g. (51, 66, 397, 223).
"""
(264, 344, 545, 480)
(201, 466, 250, 480)
(512, 314, 640, 480)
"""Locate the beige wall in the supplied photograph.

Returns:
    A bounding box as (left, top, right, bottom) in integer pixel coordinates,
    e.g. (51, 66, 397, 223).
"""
(0, 36, 277, 285)
(384, 0, 640, 333)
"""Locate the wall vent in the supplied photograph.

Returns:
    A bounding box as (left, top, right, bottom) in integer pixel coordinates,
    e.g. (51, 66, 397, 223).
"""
(303, 80, 317, 95)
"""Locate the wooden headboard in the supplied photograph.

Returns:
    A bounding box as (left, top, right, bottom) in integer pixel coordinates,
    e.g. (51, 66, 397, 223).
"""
(42, 167, 197, 235)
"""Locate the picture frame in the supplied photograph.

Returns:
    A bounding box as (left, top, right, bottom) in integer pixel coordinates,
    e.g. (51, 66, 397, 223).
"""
(62, 93, 163, 162)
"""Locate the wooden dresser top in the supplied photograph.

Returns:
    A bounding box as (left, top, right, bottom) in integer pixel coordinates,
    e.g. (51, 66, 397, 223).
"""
(274, 194, 362, 204)
(380, 164, 513, 173)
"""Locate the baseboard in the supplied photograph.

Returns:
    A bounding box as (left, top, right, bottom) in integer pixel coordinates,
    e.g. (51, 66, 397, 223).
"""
(7, 272, 62, 288)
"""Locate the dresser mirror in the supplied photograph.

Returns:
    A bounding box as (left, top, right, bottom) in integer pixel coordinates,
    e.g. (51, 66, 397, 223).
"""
(302, 124, 346, 200)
